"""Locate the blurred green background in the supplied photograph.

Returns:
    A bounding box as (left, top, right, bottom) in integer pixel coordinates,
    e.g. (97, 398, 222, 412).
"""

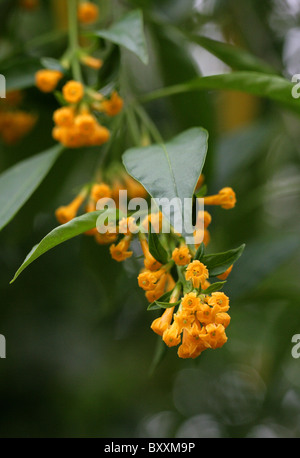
(1, 0, 300, 438)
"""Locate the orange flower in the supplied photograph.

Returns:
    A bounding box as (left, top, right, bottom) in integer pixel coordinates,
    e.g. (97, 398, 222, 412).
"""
(217, 265, 233, 280)
(172, 245, 191, 266)
(151, 307, 175, 336)
(124, 175, 148, 199)
(94, 231, 118, 245)
(81, 55, 103, 70)
(197, 210, 212, 229)
(185, 260, 209, 289)
(78, 2, 99, 24)
(138, 269, 164, 291)
(55, 194, 85, 224)
(101, 91, 124, 116)
(215, 312, 231, 329)
(89, 124, 110, 146)
(53, 107, 75, 127)
(196, 303, 217, 325)
(35, 69, 63, 93)
(90, 183, 112, 202)
(139, 237, 162, 272)
(75, 113, 97, 134)
(200, 323, 228, 349)
(181, 292, 201, 313)
(204, 187, 236, 210)
(162, 322, 181, 347)
(178, 328, 206, 359)
(62, 81, 84, 104)
(109, 236, 133, 262)
(118, 216, 138, 235)
(206, 292, 230, 312)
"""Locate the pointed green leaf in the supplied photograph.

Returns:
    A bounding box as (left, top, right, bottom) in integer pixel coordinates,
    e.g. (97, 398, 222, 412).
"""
(194, 243, 205, 261)
(148, 223, 169, 265)
(93, 9, 148, 64)
(147, 289, 174, 311)
(10, 211, 105, 284)
(143, 72, 300, 116)
(0, 144, 63, 232)
(123, 127, 209, 238)
(189, 35, 277, 74)
(202, 281, 226, 295)
(203, 244, 245, 277)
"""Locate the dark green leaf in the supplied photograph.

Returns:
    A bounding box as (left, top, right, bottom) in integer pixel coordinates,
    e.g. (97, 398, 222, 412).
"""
(0, 144, 63, 232)
(148, 223, 169, 264)
(202, 281, 226, 294)
(93, 9, 148, 64)
(194, 243, 205, 261)
(10, 211, 106, 283)
(143, 72, 300, 116)
(147, 289, 174, 311)
(203, 244, 245, 277)
(189, 34, 277, 74)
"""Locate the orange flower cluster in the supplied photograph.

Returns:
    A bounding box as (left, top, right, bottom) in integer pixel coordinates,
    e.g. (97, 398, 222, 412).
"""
(152, 290, 230, 359)
(0, 91, 37, 144)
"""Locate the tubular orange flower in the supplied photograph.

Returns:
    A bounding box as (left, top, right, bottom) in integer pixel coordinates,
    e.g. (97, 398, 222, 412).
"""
(197, 210, 212, 229)
(217, 265, 233, 280)
(185, 260, 209, 289)
(101, 91, 124, 117)
(206, 292, 230, 312)
(109, 236, 133, 262)
(55, 194, 85, 225)
(53, 106, 75, 127)
(172, 245, 191, 266)
(138, 269, 165, 291)
(35, 69, 63, 93)
(118, 216, 138, 235)
(178, 327, 205, 359)
(90, 183, 112, 202)
(151, 306, 175, 336)
(162, 322, 181, 347)
(181, 292, 201, 313)
(139, 236, 162, 272)
(75, 112, 97, 134)
(196, 303, 218, 325)
(204, 187, 237, 210)
(94, 231, 118, 245)
(215, 312, 231, 329)
(124, 175, 148, 199)
(62, 81, 84, 104)
(81, 55, 103, 70)
(200, 323, 228, 349)
(78, 1, 99, 24)
(89, 124, 110, 146)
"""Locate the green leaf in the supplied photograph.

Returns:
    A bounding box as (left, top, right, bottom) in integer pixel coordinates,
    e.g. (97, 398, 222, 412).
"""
(93, 9, 148, 65)
(147, 289, 174, 311)
(3, 56, 41, 91)
(148, 223, 169, 264)
(0, 144, 63, 232)
(10, 211, 104, 284)
(194, 243, 205, 261)
(142, 72, 300, 116)
(123, 127, 209, 238)
(189, 35, 277, 74)
(202, 244, 245, 277)
(202, 281, 226, 295)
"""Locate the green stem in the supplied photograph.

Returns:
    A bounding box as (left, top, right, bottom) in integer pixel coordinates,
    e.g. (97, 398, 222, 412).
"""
(68, 0, 83, 82)
(134, 104, 164, 145)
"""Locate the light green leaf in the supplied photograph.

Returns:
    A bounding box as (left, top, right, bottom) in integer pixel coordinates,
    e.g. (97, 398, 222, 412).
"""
(123, 127, 209, 238)
(147, 290, 174, 311)
(0, 144, 63, 232)
(189, 35, 277, 74)
(10, 211, 104, 284)
(93, 9, 148, 64)
(142, 72, 300, 115)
